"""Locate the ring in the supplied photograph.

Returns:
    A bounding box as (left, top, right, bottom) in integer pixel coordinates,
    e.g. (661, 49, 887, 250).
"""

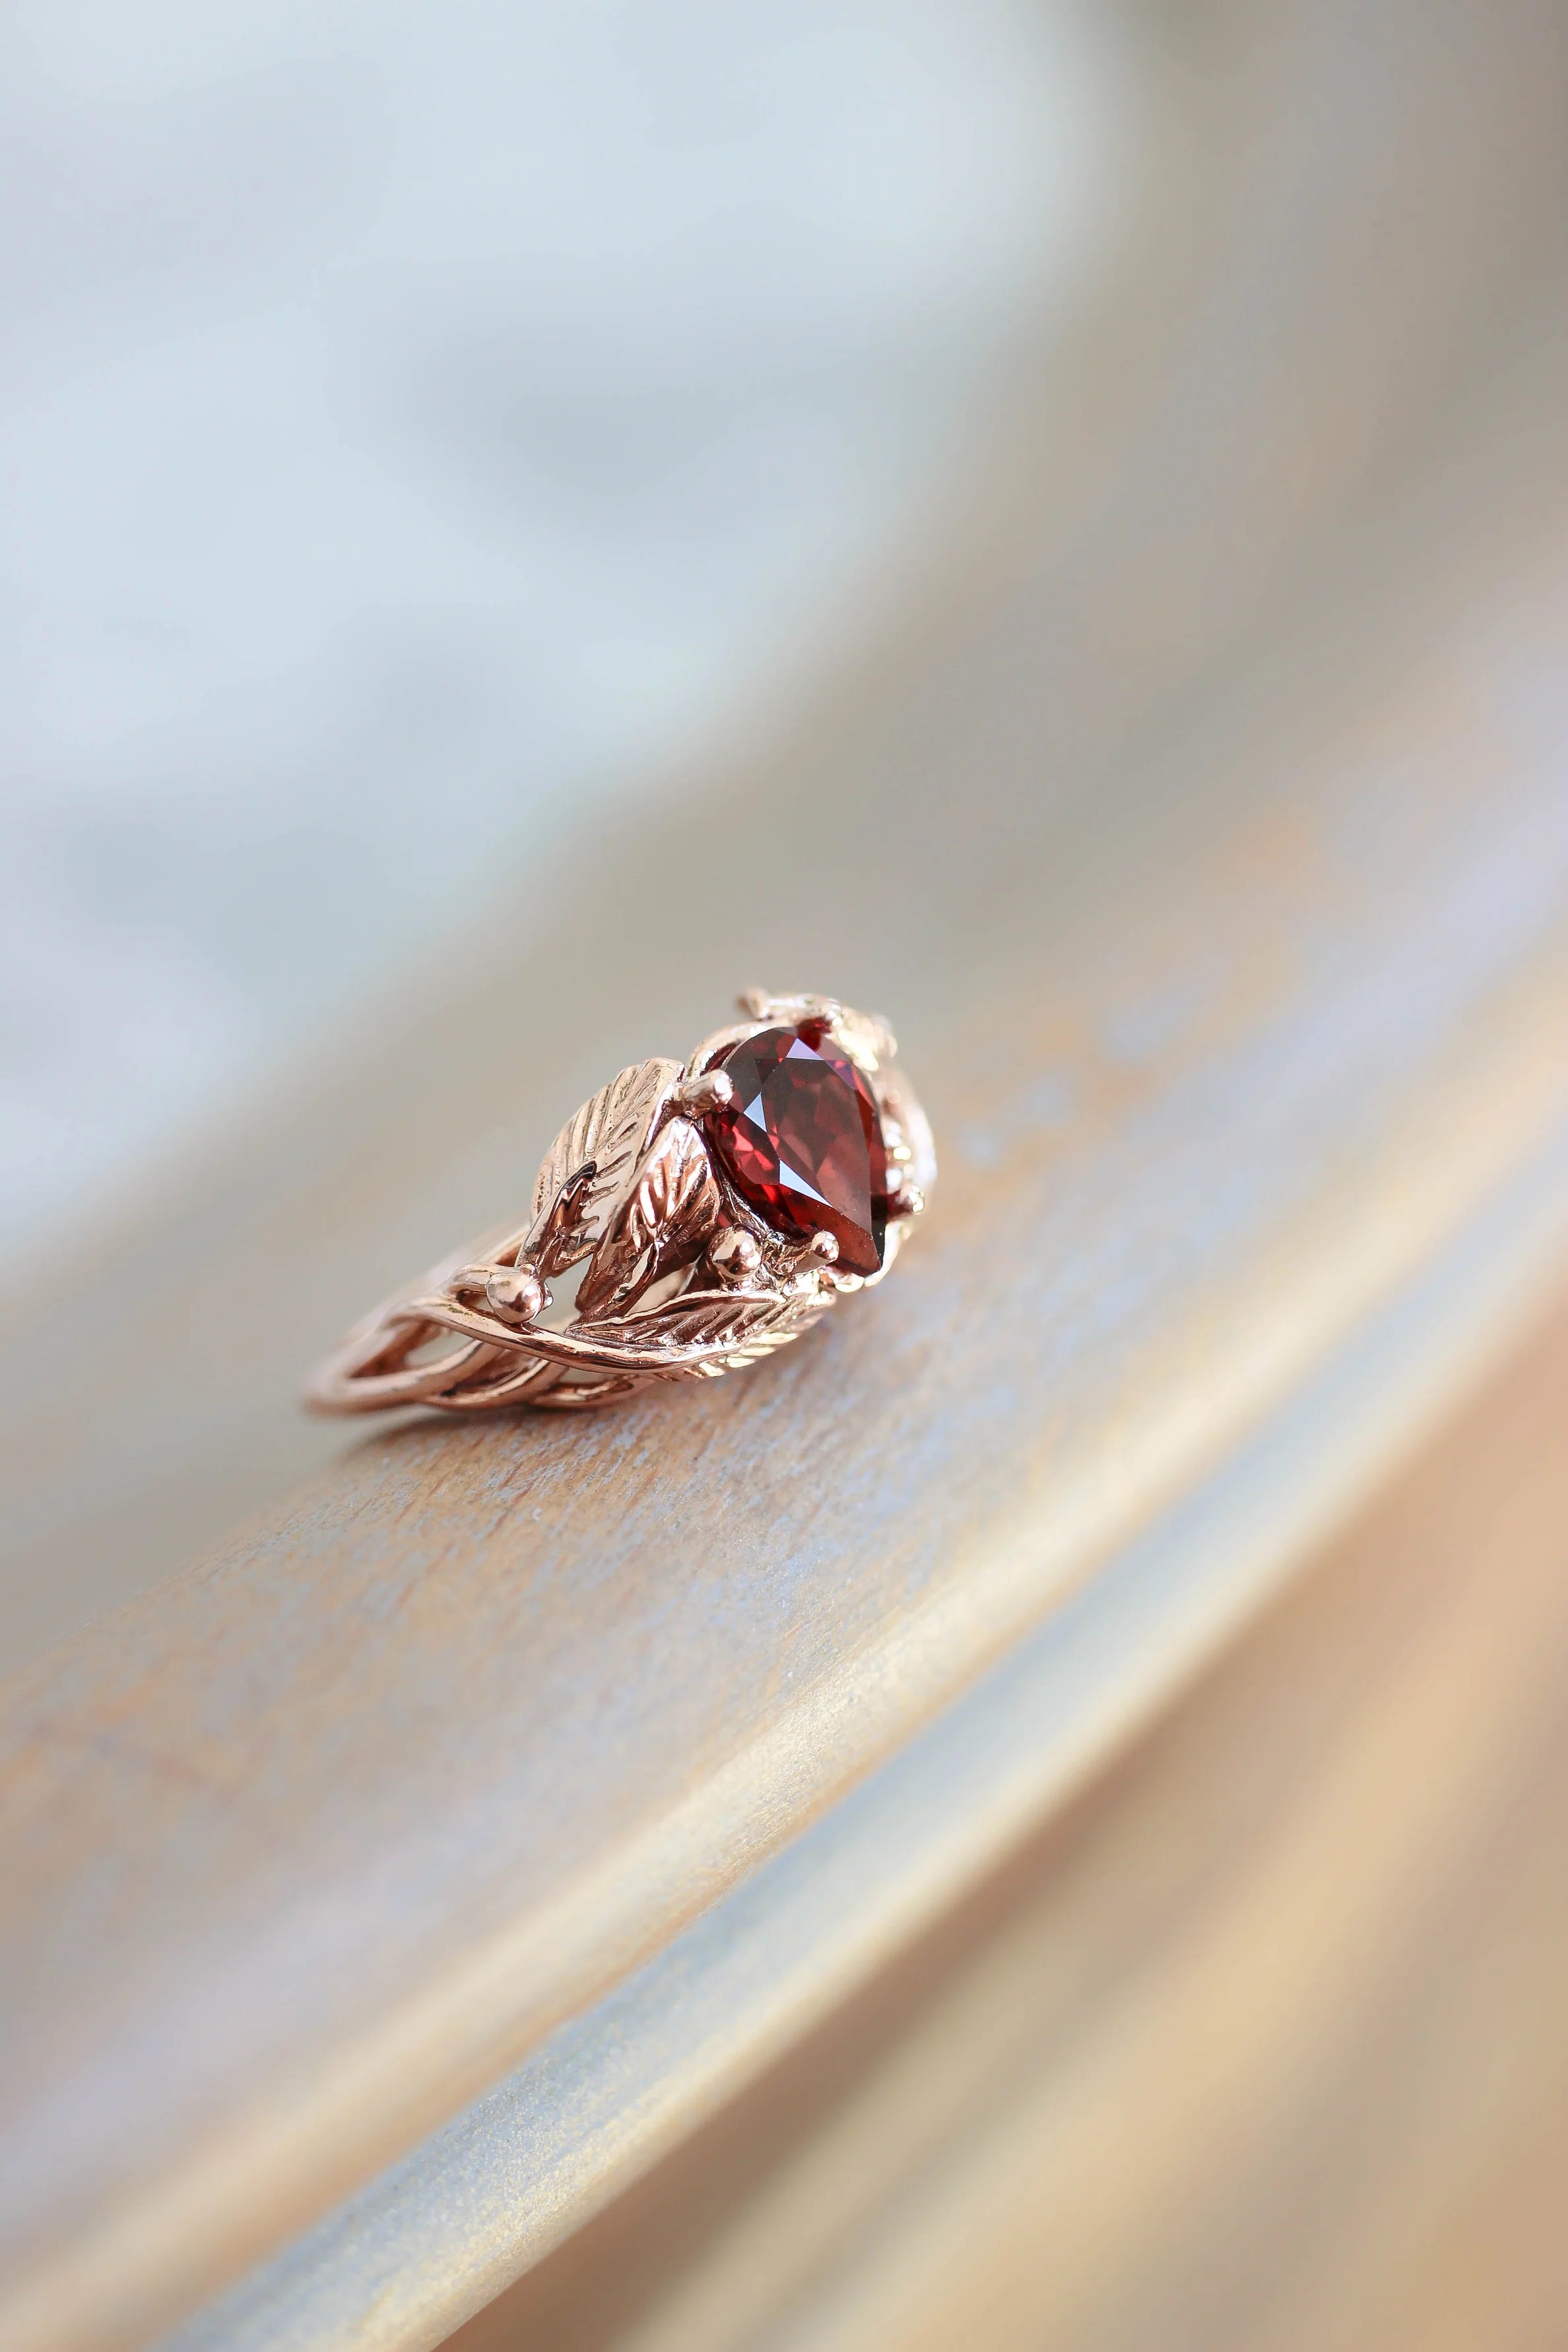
(304, 991, 935, 1414)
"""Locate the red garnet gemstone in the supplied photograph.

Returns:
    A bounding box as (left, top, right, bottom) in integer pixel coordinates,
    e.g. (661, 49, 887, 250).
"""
(709, 1022, 889, 1276)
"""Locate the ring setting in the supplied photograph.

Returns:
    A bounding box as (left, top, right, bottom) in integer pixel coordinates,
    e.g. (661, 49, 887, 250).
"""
(306, 991, 934, 1414)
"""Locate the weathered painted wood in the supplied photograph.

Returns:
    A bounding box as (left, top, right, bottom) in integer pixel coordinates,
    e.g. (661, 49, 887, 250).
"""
(167, 1143, 1568, 2352)
(452, 1278, 1568, 2352)
(1, 5, 1568, 2349)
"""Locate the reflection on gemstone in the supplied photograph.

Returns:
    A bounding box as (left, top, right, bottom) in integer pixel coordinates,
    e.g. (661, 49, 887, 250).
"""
(707, 1023, 889, 1275)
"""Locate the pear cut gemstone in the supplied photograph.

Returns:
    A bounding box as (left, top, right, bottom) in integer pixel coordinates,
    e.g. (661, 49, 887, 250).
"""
(709, 1022, 889, 1276)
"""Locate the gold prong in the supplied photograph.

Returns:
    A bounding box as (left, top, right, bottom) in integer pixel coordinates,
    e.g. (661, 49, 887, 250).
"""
(672, 1068, 735, 1115)
(708, 1227, 762, 1284)
(737, 988, 772, 1018)
(886, 1185, 925, 1223)
(809, 1231, 840, 1263)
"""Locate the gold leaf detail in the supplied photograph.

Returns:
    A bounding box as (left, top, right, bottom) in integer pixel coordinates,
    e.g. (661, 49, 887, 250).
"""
(527, 1057, 682, 1274)
(575, 1118, 722, 1318)
(874, 1065, 938, 1189)
(572, 1284, 831, 1380)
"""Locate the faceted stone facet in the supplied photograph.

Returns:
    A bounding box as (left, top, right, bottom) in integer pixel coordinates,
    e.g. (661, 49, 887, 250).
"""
(708, 1022, 888, 1276)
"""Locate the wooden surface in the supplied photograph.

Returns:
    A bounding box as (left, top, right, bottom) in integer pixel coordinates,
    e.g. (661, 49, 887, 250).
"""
(449, 1275, 1568, 2352)
(166, 1145, 1568, 2352)
(3, 4, 1568, 2349)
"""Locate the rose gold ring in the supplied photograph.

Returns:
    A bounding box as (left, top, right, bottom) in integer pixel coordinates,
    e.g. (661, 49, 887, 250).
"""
(304, 991, 935, 1415)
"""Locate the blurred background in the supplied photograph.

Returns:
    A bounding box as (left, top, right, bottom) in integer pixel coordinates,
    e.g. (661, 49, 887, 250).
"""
(1, 0, 1127, 1266)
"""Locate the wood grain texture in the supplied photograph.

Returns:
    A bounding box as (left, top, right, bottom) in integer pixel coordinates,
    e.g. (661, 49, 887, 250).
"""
(166, 1142, 1568, 2352)
(2, 2, 1568, 2348)
(451, 1275, 1568, 2352)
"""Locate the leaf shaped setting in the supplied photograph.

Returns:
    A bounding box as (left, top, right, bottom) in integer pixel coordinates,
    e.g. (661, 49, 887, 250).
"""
(527, 1057, 682, 1274)
(874, 1064, 938, 1191)
(574, 1117, 722, 1320)
(572, 1283, 830, 1379)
